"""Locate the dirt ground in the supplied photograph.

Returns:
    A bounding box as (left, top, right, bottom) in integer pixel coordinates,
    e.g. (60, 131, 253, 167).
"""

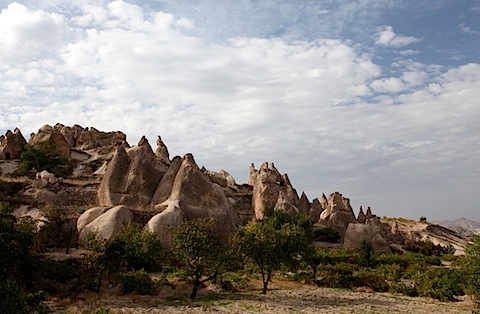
(48, 279, 475, 314)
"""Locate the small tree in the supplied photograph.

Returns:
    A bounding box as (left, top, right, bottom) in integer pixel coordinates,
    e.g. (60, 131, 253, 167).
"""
(172, 219, 229, 300)
(19, 141, 71, 177)
(461, 235, 480, 309)
(234, 217, 309, 294)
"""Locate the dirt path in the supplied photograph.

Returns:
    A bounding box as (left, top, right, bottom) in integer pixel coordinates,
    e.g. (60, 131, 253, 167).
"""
(50, 280, 474, 313)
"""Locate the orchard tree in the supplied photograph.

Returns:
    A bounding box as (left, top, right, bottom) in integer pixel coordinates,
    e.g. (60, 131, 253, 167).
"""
(234, 214, 310, 294)
(172, 218, 230, 300)
(461, 234, 480, 309)
(19, 141, 71, 177)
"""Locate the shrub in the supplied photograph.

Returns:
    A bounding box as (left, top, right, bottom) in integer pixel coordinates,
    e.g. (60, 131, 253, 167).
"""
(18, 141, 72, 177)
(118, 269, 157, 295)
(460, 234, 480, 308)
(404, 239, 454, 256)
(219, 272, 250, 292)
(313, 227, 341, 243)
(353, 268, 389, 292)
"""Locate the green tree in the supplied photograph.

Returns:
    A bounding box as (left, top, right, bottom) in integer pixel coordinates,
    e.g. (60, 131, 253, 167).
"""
(172, 219, 229, 300)
(0, 202, 47, 313)
(19, 141, 71, 177)
(461, 234, 480, 308)
(234, 217, 310, 294)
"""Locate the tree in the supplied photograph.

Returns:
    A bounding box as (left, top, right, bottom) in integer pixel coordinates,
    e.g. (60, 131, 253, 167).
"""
(172, 219, 229, 300)
(461, 234, 480, 309)
(234, 217, 310, 294)
(0, 202, 47, 313)
(18, 141, 71, 177)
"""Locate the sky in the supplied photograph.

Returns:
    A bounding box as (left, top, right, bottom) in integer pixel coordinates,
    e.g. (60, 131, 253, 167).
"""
(0, 0, 479, 221)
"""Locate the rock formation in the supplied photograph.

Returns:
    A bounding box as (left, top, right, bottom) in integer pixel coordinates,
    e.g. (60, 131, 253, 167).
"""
(97, 136, 164, 209)
(155, 136, 170, 164)
(318, 192, 357, 237)
(357, 206, 366, 224)
(343, 218, 392, 253)
(78, 205, 133, 242)
(250, 162, 299, 220)
(0, 128, 27, 160)
(298, 192, 311, 215)
(29, 125, 71, 159)
(147, 154, 242, 248)
(309, 198, 324, 222)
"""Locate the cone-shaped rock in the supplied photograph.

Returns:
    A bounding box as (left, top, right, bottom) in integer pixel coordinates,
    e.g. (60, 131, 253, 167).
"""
(319, 192, 357, 237)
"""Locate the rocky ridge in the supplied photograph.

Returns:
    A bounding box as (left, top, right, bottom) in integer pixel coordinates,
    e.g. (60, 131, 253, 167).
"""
(0, 124, 469, 254)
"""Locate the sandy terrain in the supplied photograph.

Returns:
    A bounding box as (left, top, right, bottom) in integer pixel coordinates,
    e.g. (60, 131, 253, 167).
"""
(49, 279, 474, 313)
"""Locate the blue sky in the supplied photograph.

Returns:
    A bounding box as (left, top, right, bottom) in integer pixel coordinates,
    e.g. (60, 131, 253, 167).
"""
(0, 0, 479, 220)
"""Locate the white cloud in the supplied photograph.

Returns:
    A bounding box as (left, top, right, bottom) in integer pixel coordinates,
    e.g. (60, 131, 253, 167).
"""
(0, 1, 479, 220)
(0, 3, 67, 63)
(375, 25, 422, 48)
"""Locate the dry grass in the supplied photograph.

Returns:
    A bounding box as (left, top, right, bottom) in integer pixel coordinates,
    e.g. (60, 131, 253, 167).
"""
(48, 279, 474, 314)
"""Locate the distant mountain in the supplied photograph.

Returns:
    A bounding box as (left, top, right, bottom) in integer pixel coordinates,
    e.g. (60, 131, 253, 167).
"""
(434, 218, 480, 237)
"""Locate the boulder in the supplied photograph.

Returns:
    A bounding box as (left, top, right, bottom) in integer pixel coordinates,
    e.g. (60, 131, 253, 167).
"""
(0, 128, 27, 160)
(318, 192, 357, 237)
(79, 205, 133, 242)
(35, 189, 69, 206)
(77, 207, 109, 233)
(146, 202, 184, 250)
(343, 221, 392, 253)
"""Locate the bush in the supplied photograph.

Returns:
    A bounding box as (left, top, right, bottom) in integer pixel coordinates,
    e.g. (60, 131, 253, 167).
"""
(18, 141, 72, 177)
(313, 227, 341, 243)
(0, 279, 48, 314)
(353, 268, 389, 292)
(413, 268, 464, 301)
(219, 272, 250, 292)
(404, 240, 455, 256)
(118, 269, 157, 295)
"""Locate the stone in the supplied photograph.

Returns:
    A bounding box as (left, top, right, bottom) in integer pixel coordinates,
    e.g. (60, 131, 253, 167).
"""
(155, 136, 170, 164)
(29, 125, 71, 159)
(309, 198, 324, 222)
(298, 192, 311, 215)
(357, 206, 366, 224)
(35, 189, 69, 206)
(218, 169, 236, 187)
(79, 205, 133, 242)
(365, 206, 373, 220)
(274, 190, 299, 215)
(250, 162, 299, 220)
(318, 192, 357, 237)
(77, 207, 109, 233)
(161, 154, 242, 239)
(146, 202, 184, 250)
(0, 128, 27, 160)
(343, 219, 392, 253)
(151, 156, 183, 205)
(97, 136, 163, 209)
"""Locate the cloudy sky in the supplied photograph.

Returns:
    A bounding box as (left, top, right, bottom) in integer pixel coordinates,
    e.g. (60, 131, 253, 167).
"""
(0, 0, 479, 220)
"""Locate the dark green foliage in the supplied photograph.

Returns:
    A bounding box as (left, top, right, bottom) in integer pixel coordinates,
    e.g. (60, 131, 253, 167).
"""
(172, 218, 230, 299)
(18, 141, 72, 177)
(404, 239, 455, 256)
(219, 272, 250, 292)
(81, 224, 163, 292)
(419, 216, 427, 222)
(118, 269, 157, 295)
(234, 211, 312, 294)
(113, 223, 164, 271)
(0, 202, 47, 313)
(313, 227, 341, 242)
(0, 279, 48, 314)
(461, 234, 480, 308)
(412, 267, 464, 302)
(359, 240, 373, 267)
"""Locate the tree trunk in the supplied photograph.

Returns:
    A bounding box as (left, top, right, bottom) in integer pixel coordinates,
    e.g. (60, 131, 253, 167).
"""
(262, 272, 271, 294)
(190, 273, 201, 300)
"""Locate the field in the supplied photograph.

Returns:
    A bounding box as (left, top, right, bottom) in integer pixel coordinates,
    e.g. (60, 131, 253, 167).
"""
(49, 279, 474, 314)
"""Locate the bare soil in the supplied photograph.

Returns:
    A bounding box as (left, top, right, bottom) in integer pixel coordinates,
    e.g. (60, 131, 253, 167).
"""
(48, 279, 474, 313)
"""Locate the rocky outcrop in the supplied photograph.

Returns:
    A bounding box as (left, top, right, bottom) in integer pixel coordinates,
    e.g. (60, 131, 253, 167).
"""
(309, 198, 324, 222)
(77, 207, 109, 233)
(318, 192, 357, 237)
(79, 205, 133, 242)
(298, 192, 311, 215)
(250, 162, 299, 220)
(343, 219, 392, 253)
(0, 128, 27, 160)
(146, 203, 184, 250)
(357, 206, 366, 224)
(54, 123, 127, 151)
(155, 136, 170, 164)
(97, 136, 164, 209)
(29, 125, 71, 159)
(150, 156, 183, 205)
